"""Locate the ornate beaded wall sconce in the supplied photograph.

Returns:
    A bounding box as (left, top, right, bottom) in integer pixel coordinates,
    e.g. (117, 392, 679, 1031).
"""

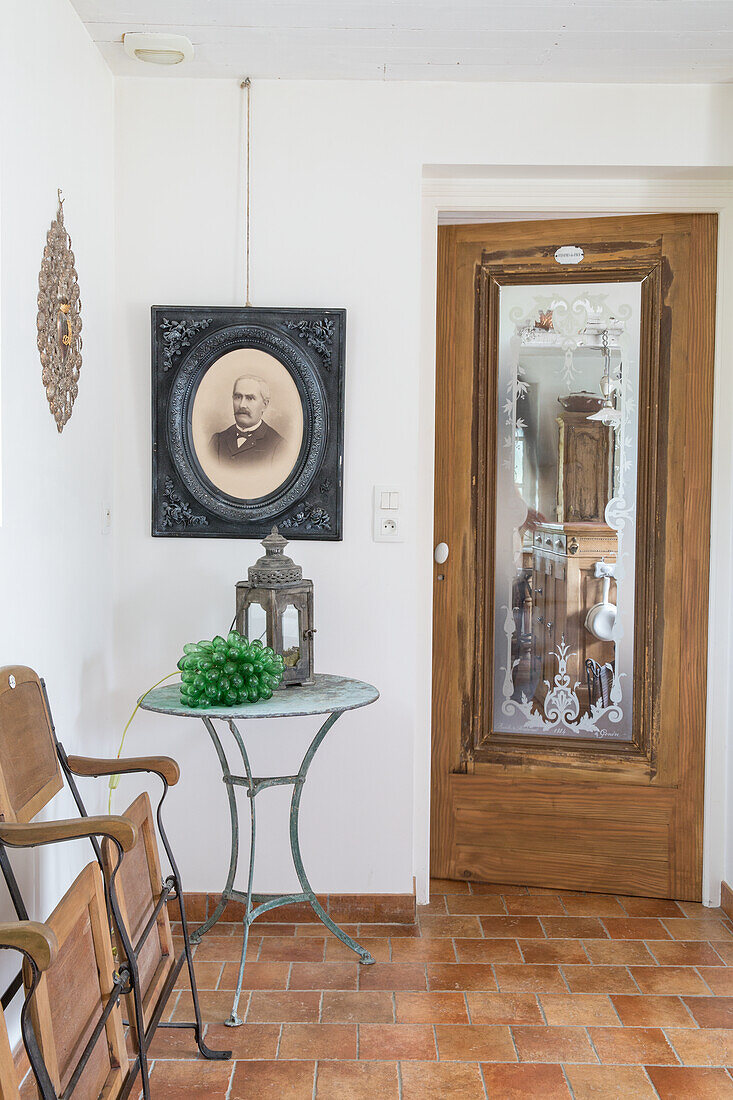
(37, 190, 82, 432)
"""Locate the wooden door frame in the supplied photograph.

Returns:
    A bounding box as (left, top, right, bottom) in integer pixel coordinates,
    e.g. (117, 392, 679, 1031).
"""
(416, 174, 733, 906)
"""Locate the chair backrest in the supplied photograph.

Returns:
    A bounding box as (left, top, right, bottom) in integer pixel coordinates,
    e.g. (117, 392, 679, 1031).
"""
(0, 1001, 20, 1099)
(0, 667, 63, 824)
(24, 861, 128, 1099)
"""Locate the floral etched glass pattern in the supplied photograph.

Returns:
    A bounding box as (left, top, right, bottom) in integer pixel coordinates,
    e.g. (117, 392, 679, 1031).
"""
(492, 282, 642, 741)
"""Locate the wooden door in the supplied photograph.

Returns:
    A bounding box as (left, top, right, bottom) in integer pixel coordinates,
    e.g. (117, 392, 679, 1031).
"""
(431, 214, 717, 899)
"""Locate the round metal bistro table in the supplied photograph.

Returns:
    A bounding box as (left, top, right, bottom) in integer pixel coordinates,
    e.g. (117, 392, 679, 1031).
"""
(139, 673, 379, 1026)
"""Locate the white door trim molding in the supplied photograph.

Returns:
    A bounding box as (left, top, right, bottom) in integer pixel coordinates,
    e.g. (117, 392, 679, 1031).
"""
(416, 170, 733, 907)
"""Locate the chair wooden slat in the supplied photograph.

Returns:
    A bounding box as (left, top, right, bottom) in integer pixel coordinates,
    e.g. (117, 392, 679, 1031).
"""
(24, 862, 128, 1099)
(0, 667, 63, 824)
(103, 792, 174, 1042)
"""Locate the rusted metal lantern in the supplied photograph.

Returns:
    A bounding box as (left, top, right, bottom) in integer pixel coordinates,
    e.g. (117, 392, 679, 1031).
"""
(236, 527, 315, 687)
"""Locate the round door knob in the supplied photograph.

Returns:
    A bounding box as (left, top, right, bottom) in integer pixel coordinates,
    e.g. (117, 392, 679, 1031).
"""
(434, 542, 449, 565)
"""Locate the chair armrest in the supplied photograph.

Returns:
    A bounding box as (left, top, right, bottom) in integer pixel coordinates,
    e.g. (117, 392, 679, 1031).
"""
(66, 754, 180, 787)
(0, 816, 137, 852)
(0, 922, 57, 972)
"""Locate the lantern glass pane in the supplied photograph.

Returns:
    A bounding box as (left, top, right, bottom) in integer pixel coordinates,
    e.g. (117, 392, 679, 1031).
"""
(282, 604, 301, 669)
(246, 602, 268, 645)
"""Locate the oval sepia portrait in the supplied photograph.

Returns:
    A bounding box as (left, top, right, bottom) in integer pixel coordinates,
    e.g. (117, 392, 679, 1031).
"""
(191, 348, 304, 500)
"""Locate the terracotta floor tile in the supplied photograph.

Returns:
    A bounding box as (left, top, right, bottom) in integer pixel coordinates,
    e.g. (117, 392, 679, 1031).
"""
(662, 918, 733, 941)
(418, 914, 483, 937)
(146, 1026, 210, 1059)
(480, 915, 545, 938)
(248, 923, 297, 937)
(610, 994, 694, 1027)
(358, 963, 427, 991)
(289, 963, 358, 990)
(445, 894, 506, 915)
(174, 960, 222, 990)
(204, 1022, 280, 1059)
(399, 1060, 486, 1100)
(246, 991, 322, 1022)
(357, 922, 419, 938)
(630, 966, 711, 995)
(565, 1064, 658, 1098)
(519, 938, 589, 964)
(561, 895, 627, 917)
(681, 995, 733, 1028)
(512, 1024, 597, 1063)
(435, 1023, 516, 1061)
(539, 993, 619, 1025)
(696, 968, 733, 994)
(583, 939, 657, 965)
(295, 924, 357, 937)
(170, 990, 238, 1023)
(321, 991, 394, 1023)
(647, 941, 726, 967)
(147, 1060, 233, 1098)
(430, 878, 470, 894)
(417, 896, 448, 915)
(675, 903, 726, 918)
(562, 966, 638, 994)
(471, 881, 528, 895)
(426, 963, 497, 992)
(278, 1023, 357, 1060)
(314, 1060, 399, 1099)
(259, 937, 326, 962)
(395, 991, 469, 1024)
(218, 961, 290, 990)
(389, 937, 455, 962)
(229, 1060, 315, 1100)
(542, 917, 609, 939)
(324, 937, 391, 962)
(646, 1065, 733, 1099)
(665, 1027, 733, 1065)
(588, 1026, 679, 1064)
(602, 918, 671, 940)
(618, 896, 685, 917)
(453, 938, 522, 964)
(711, 941, 733, 964)
(467, 991, 543, 1025)
(481, 1063, 571, 1097)
(504, 896, 566, 915)
(358, 1023, 436, 1059)
(493, 964, 567, 993)
(194, 936, 259, 962)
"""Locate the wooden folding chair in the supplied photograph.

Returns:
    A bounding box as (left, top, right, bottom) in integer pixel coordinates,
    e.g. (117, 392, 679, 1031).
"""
(0, 666, 230, 1100)
(0, 863, 131, 1099)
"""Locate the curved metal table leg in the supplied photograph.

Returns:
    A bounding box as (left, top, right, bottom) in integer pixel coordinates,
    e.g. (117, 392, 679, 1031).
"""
(224, 719, 257, 1028)
(190, 717, 241, 943)
(290, 712, 376, 965)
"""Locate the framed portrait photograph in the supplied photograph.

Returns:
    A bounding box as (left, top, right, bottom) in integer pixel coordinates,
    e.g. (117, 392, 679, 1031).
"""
(151, 306, 345, 539)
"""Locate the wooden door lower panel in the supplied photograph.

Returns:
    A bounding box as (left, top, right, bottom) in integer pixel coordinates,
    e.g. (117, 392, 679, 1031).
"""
(447, 775, 680, 898)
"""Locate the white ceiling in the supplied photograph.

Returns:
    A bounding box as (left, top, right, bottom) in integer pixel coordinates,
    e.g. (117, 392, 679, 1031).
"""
(71, 1, 733, 82)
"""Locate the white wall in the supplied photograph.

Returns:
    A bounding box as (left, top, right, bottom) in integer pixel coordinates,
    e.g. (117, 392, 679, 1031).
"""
(0, 0, 115, 1040)
(114, 78, 733, 903)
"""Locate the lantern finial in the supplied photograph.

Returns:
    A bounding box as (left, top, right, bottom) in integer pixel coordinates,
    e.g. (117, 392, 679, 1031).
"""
(247, 527, 303, 586)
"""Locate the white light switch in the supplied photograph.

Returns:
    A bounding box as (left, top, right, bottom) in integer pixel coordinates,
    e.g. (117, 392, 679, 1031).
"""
(373, 485, 404, 542)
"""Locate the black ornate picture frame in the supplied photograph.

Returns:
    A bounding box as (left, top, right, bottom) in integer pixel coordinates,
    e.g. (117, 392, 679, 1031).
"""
(152, 306, 345, 539)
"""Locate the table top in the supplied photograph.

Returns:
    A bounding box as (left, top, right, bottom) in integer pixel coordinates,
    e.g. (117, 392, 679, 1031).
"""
(139, 673, 379, 720)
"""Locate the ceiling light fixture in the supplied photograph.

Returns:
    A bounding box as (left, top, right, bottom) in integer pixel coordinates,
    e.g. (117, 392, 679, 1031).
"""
(123, 32, 194, 66)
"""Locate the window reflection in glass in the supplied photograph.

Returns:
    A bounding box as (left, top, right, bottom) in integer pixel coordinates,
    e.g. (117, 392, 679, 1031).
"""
(492, 282, 641, 741)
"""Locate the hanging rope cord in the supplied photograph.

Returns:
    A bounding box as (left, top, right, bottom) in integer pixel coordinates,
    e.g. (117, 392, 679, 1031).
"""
(241, 77, 252, 307)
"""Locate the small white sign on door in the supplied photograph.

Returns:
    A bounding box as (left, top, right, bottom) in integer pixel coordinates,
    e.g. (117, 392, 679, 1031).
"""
(554, 245, 584, 265)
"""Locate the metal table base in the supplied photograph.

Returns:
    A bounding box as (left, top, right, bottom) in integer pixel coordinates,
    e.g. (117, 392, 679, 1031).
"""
(194, 711, 376, 1026)
(140, 675, 380, 1027)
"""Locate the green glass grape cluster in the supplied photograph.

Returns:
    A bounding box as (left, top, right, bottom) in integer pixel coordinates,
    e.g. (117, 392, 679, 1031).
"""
(177, 630, 284, 707)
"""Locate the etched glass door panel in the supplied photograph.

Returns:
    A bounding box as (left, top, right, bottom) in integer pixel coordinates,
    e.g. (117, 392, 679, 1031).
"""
(493, 282, 641, 741)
